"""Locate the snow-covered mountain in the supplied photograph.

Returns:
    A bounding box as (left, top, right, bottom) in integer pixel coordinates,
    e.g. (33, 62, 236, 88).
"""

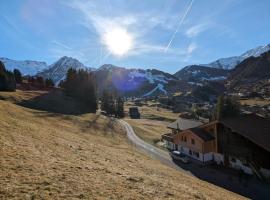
(174, 43, 270, 85)
(95, 64, 179, 97)
(0, 57, 47, 75)
(205, 43, 270, 70)
(38, 56, 94, 85)
(174, 65, 229, 83)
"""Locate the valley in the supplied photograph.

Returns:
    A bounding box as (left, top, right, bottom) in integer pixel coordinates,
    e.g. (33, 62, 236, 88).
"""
(1, 1, 270, 199)
(0, 90, 244, 199)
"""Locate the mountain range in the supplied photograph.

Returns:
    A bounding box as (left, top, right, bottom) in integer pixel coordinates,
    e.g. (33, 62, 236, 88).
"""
(1, 43, 270, 97)
(203, 43, 270, 70)
(36, 56, 93, 85)
(226, 50, 270, 94)
(0, 57, 47, 75)
(173, 43, 270, 82)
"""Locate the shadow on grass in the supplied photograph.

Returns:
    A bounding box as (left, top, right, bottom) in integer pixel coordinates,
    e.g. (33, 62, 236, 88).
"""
(17, 89, 94, 115)
(171, 158, 270, 200)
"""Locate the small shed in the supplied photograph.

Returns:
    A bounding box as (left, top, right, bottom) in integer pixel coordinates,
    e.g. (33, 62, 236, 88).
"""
(129, 107, 141, 119)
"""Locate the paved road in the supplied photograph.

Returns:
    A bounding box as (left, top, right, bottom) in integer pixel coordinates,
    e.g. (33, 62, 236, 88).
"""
(119, 120, 192, 175)
(119, 119, 270, 200)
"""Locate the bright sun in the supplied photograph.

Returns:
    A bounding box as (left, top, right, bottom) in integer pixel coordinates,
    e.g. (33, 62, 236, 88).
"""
(103, 28, 133, 56)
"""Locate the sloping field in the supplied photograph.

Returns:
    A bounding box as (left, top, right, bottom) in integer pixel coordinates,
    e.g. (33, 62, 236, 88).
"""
(0, 90, 244, 199)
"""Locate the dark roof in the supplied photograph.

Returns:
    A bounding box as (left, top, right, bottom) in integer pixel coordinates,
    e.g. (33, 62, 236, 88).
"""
(189, 128, 215, 141)
(167, 118, 202, 130)
(220, 114, 270, 152)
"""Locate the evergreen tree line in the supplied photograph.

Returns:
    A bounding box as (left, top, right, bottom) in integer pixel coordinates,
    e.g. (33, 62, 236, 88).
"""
(62, 68, 97, 113)
(101, 90, 124, 118)
(0, 61, 16, 91)
(27, 76, 54, 89)
(0, 61, 54, 91)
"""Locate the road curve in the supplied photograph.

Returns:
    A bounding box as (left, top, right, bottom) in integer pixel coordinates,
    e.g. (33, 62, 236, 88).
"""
(119, 120, 192, 175)
(119, 120, 270, 199)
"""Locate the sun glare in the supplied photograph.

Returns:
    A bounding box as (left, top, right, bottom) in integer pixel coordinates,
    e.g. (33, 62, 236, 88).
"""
(103, 28, 133, 56)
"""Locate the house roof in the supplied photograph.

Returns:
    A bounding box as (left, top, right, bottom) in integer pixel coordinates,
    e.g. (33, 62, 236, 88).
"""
(219, 114, 270, 152)
(167, 118, 203, 130)
(189, 128, 215, 142)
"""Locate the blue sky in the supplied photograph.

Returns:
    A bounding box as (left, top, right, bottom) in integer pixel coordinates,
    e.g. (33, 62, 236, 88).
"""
(0, 0, 269, 73)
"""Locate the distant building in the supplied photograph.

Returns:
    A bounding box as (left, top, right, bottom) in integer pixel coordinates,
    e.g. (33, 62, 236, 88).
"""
(129, 107, 140, 119)
(162, 114, 270, 179)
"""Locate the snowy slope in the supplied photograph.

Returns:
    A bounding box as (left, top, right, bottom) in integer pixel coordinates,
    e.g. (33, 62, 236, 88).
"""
(128, 69, 175, 84)
(38, 56, 93, 84)
(174, 65, 229, 83)
(0, 57, 47, 75)
(205, 43, 270, 70)
(95, 64, 178, 97)
(142, 83, 167, 97)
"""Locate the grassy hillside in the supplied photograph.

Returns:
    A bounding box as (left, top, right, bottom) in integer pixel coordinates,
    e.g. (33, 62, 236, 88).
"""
(0, 90, 244, 199)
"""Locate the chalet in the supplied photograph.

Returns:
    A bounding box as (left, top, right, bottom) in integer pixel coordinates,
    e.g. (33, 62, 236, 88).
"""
(162, 114, 270, 178)
(129, 107, 140, 119)
(162, 118, 203, 150)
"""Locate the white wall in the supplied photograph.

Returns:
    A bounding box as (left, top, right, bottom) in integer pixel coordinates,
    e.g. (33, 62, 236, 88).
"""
(213, 153, 224, 165)
(229, 157, 253, 175)
(203, 152, 213, 162)
(177, 145, 204, 162)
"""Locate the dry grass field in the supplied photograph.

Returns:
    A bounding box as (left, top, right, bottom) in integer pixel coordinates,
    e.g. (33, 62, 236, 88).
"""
(125, 102, 180, 122)
(240, 98, 270, 106)
(124, 101, 179, 148)
(125, 119, 169, 148)
(0, 90, 245, 199)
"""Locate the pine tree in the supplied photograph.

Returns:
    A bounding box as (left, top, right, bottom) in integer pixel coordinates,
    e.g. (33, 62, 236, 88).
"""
(214, 96, 240, 120)
(62, 68, 97, 113)
(215, 96, 224, 120)
(0, 61, 16, 91)
(13, 69, 22, 84)
(101, 90, 110, 113)
(36, 76, 45, 89)
(116, 97, 124, 118)
(45, 78, 54, 88)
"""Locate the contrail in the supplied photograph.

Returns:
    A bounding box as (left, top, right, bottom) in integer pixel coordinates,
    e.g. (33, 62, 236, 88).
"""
(164, 0, 194, 52)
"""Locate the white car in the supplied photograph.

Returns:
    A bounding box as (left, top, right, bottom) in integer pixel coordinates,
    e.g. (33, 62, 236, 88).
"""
(170, 151, 190, 163)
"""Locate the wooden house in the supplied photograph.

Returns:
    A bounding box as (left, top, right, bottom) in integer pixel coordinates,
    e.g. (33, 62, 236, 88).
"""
(162, 114, 270, 178)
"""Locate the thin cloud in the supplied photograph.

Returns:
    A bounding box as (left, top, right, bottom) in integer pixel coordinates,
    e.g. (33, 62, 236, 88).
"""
(186, 23, 210, 38)
(187, 42, 197, 54)
(51, 41, 72, 50)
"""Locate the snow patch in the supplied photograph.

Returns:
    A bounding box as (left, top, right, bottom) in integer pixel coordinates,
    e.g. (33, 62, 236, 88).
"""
(188, 82, 203, 86)
(142, 83, 167, 97)
(128, 70, 169, 84)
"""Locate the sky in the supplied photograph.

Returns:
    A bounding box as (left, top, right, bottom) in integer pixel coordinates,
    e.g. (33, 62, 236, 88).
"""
(0, 0, 269, 73)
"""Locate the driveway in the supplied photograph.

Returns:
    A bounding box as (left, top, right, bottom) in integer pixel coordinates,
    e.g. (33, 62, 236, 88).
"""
(120, 119, 270, 200)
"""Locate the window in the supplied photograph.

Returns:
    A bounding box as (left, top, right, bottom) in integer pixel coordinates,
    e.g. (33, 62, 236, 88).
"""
(189, 150, 192, 155)
(184, 136, 187, 142)
(191, 138, 195, 145)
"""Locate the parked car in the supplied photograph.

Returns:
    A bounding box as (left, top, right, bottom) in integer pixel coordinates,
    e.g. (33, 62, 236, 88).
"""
(170, 151, 190, 163)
